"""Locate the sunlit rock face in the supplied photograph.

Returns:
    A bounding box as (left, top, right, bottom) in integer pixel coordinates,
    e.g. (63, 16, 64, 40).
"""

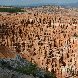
(0, 6, 78, 78)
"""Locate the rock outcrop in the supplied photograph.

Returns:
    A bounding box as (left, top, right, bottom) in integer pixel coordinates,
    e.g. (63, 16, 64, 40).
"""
(0, 6, 78, 78)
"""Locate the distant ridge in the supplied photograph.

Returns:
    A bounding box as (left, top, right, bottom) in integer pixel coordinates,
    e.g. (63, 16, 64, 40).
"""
(61, 2, 78, 8)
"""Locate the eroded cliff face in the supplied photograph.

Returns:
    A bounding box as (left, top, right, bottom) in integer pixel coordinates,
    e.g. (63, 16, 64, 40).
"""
(0, 45, 15, 58)
(0, 7, 78, 78)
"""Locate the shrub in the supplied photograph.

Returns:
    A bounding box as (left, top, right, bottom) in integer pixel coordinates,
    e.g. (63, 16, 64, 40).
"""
(16, 63, 56, 78)
(44, 71, 56, 78)
(0, 8, 24, 13)
(16, 63, 37, 75)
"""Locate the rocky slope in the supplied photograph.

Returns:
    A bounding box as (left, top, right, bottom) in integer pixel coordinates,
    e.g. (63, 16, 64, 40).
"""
(0, 55, 35, 78)
(0, 54, 56, 78)
(0, 67, 35, 78)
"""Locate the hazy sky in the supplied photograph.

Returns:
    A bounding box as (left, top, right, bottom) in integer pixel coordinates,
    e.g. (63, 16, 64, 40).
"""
(0, 0, 78, 6)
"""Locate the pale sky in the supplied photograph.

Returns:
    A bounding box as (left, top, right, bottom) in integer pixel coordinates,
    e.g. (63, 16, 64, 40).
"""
(0, 0, 78, 6)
